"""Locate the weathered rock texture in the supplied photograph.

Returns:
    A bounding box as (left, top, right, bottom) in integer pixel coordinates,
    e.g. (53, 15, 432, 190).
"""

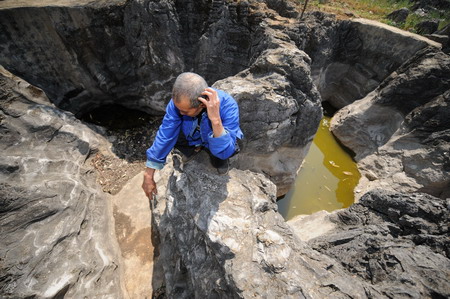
(153, 155, 450, 298)
(310, 189, 450, 298)
(0, 66, 125, 297)
(2, 0, 450, 297)
(331, 47, 450, 199)
(153, 154, 373, 298)
(311, 18, 441, 109)
(0, 0, 323, 196)
(214, 43, 322, 196)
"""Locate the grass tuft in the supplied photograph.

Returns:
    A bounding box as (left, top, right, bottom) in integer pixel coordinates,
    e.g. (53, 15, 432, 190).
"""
(298, 0, 450, 33)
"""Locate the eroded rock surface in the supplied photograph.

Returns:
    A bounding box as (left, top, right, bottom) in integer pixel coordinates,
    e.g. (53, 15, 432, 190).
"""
(0, 0, 323, 196)
(1, 0, 449, 298)
(153, 156, 450, 298)
(331, 47, 450, 198)
(315, 18, 441, 109)
(0, 66, 125, 297)
(214, 42, 322, 196)
(310, 189, 450, 298)
(152, 154, 373, 298)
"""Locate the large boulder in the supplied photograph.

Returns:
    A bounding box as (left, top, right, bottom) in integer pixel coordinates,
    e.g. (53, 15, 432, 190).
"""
(152, 155, 450, 298)
(355, 88, 450, 199)
(316, 18, 441, 109)
(330, 47, 450, 198)
(309, 189, 450, 298)
(151, 153, 372, 298)
(0, 0, 323, 196)
(0, 66, 125, 297)
(214, 40, 322, 196)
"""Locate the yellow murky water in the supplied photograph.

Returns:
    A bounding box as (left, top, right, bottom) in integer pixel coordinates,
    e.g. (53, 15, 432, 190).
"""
(277, 116, 361, 221)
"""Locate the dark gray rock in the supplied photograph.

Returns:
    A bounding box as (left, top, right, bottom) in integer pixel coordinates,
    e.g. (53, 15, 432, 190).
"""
(264, 0, 299, 18)
(411, 0, 450, 11)
(424, 33, 449, 45)
(435, 22, 450, 53)
(416, 19, 440, 34)
(387, 7, 410, 23)
(152, 154, 373, 298)
(0, 0, 259, 116)
(310, 189, 450, 298)
(294, 16, 441, 109)
(0, 66, 125, 297)
(214, 41, 322, 196)
(0, 0, 323, 197)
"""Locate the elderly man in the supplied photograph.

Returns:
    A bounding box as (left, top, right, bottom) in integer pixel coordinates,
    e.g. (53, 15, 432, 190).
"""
(142, 72, 243, 200)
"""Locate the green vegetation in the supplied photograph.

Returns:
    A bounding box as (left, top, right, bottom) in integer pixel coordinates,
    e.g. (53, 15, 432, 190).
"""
(300, 0, 450, 33)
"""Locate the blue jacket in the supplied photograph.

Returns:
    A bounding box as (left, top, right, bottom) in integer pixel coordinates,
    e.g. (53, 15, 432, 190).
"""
(146, 89, 243, 169)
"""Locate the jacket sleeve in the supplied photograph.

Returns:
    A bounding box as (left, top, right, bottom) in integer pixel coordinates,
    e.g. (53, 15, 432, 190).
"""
(146, 100, 181, 169)
(208, 92, 243, 160)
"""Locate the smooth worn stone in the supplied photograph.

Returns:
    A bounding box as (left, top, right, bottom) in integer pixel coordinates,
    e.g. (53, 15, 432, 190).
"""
(330, 47, 450, 199)
(0, 66, 125, 298)
(111, 171, 164, 298)
(316, 18, 441, 109)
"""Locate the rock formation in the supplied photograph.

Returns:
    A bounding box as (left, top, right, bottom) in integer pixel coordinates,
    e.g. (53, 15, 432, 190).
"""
(331, 47, 450, 199)
(1, 0, 449, 298)
(0, 0, 323, 196)
(0, 66, 125, 297)
(292, 189, 450, 298)
(310, 18, 441, 109)
(152, 154, 373, 298)
(152, 152, 449, 298)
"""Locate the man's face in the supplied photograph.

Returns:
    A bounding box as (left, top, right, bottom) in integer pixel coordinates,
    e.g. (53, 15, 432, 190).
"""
(174, 96, 204, 117)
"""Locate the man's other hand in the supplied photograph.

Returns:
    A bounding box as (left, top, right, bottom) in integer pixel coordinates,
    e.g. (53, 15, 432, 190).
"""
(198, 88, 224, 137)
(142, 168, 157, 200)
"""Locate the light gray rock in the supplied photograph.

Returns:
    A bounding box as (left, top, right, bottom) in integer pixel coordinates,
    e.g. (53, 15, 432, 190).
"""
(152, 154, 372, 298)
(310, 18, 442, 109)
(355, 89, 450, 199)
(331, 47, 450, 160)
(330, 47, 450, 199)
(214, 41, 322, 196)
(0, 66, 125, 298)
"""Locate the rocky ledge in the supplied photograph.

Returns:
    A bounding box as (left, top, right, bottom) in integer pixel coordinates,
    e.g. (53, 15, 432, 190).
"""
(153, 156, 449, 298)
(0, 0, 449, 298)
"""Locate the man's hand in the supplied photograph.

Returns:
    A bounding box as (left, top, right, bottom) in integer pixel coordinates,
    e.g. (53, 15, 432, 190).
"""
(198, 87, 224, 137)
(142, 168, 157, 200)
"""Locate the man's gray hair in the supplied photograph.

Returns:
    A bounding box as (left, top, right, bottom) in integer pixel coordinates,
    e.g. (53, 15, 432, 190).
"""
(172, 72, 208, 108)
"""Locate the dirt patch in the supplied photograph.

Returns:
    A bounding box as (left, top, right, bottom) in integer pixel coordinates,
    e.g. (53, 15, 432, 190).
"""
(91, 152, 145, 194)
(113, 206, 154, 263)
(87, 111, 161, 195)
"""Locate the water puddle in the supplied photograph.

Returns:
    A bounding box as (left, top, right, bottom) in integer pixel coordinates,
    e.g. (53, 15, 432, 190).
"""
(277, 116, 360, 221)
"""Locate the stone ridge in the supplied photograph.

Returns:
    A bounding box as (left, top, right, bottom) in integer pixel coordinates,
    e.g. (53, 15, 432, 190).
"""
(0, 0, 125, 10)
(0, 66, 125, 297)
(152, 155, 373, 298)
(331, 47, 450, 199)
(310, 189, 450, 298)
